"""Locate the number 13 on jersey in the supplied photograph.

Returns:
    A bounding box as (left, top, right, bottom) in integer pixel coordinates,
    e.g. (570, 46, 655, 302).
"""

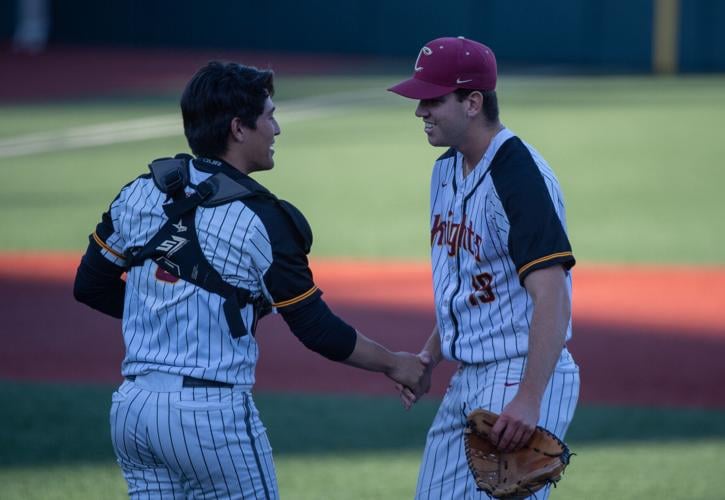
(468, 272, 495, 306)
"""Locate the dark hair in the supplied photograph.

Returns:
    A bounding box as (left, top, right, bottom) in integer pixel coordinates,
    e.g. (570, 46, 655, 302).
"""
(454, 89, 499, 123)
(180, 61, 275, 158)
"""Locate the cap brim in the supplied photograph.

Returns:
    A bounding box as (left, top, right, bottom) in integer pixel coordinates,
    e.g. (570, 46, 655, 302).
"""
(387, 77, 456, 100)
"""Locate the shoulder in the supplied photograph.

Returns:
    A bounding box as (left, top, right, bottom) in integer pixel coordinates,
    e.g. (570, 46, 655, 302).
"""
(489, 137, 555, 200)
(121, 171, 153, 191)
(111, 173, 154, 207)
(242, 196, 313, 255)
(489, 136, 532, 173)
(432, 148, 458, 182)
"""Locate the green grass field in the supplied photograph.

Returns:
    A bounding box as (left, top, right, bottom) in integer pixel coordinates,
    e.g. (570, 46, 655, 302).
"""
(2, 74, 724, 499)
(1, 382, 725, 499)
(1, 75, 724, 263)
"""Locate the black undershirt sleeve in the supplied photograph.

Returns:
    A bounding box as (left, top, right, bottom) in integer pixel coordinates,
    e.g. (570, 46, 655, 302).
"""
(73, 242, 126, 319)
(279, 295, 357, 361)
(247, 197, 357, 360)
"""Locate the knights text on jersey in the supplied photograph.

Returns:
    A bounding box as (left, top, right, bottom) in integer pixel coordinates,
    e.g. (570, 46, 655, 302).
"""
(430, 128, 575, 364)
(92, 159, 320, 386)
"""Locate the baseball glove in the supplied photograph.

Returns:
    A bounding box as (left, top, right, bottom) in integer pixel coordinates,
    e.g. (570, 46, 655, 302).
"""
(464, 409, 572, 499)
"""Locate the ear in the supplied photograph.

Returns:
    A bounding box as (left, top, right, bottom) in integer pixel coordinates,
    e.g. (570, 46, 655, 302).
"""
(229, 117, 245, 143)
(465, 91, 484, 118)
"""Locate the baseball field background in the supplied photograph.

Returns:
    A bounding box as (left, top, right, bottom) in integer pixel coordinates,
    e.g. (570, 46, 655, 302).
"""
(1, 46, 724, 500)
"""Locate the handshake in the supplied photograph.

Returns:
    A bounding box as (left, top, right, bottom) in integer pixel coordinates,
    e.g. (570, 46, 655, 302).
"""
(386, 350, 437, 410)
(343, 330, 440, 409)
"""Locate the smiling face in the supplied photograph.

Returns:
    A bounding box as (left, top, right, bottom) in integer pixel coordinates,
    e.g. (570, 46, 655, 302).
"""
(239, 96, 280, 173)
(415, 92, 469, 148)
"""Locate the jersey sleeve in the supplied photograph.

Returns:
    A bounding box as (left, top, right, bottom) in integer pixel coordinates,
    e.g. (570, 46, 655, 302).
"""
(490, 137, 575, 284)
(88, 186, 132, 268)
(246, 198, 321, 311)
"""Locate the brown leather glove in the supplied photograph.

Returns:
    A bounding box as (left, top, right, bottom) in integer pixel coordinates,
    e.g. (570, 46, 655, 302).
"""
(464, 409, 573, 499)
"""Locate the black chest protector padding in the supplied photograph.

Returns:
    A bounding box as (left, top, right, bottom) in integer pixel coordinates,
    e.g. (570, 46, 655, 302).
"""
(149, 156, 191, 194)
(125, 156, 271, 338)
(200, 173, 256, 207)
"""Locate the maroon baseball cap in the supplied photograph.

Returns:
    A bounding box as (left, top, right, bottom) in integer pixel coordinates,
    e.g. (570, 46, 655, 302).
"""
(388, 36, 497, 99)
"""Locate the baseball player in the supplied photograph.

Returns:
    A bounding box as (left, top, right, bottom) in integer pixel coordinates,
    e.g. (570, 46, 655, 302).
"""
(73, 61, 427, 499)
(389, 37, 580, 499)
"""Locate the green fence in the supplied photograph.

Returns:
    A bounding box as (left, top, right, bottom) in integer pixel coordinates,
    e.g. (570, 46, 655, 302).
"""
(2, 0, 724, 72)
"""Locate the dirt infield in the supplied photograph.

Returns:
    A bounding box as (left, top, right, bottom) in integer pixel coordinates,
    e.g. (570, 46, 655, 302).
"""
(1, 252, 723, 408)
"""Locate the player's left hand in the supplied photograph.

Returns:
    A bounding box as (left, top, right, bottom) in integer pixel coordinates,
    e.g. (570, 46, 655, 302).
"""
(489, 393, 540, 452)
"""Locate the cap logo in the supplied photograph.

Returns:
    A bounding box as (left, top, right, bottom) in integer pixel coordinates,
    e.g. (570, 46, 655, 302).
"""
(456, 78, 473, 84)
(414, 46, 433, 72)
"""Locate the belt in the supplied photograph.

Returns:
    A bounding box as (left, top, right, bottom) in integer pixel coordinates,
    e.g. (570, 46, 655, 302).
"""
(126, 374, 234, 389)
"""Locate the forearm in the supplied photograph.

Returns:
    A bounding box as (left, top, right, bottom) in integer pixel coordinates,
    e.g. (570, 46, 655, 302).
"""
(344, 330, 426, 391)
(283, 299, 423, 388)
(421, 324, 443, 367)
(342, 330, 396, 375)
(280, 297, 357, 361)
(518, 274, 570, 402)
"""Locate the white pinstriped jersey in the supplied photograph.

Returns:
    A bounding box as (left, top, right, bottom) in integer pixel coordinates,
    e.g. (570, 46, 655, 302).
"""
(93, 158, 319, 386)
(430, 128, 575, 364)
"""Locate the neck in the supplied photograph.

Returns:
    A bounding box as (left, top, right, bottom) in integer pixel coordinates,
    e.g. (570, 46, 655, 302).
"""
(219, 152, 254, 175)
(460, 122, 504, 176)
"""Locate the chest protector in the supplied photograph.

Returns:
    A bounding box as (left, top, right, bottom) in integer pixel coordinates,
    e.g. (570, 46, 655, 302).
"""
(125, 155, 277, 338)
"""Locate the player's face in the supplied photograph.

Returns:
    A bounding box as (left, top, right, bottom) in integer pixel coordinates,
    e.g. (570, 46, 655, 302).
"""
(415, 92, 468, 148)
(242, 96, 281, 172)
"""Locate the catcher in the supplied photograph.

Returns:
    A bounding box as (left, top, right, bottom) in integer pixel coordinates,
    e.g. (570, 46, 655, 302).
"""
(465, 409, 572, 499)
(73, 61, 428, 499)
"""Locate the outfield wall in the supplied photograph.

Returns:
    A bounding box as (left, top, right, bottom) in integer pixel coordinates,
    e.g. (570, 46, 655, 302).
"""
(2, 0, 725, 72)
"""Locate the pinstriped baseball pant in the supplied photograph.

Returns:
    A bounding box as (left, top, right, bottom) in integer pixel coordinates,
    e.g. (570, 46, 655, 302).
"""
(415, 349, 580, 500)
(110, 372, 278, 499)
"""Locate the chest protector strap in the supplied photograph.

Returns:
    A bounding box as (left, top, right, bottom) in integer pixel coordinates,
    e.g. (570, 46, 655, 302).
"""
(125, 156, 271, 338)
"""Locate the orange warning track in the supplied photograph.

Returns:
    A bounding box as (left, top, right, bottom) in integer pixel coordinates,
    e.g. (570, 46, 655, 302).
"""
(1, 253, 724, 408)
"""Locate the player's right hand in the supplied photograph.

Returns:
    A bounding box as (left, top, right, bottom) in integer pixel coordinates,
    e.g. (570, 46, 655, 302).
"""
(387, 351, 429, 401)
(490, 392, 540, 452)
(396, 351, 434, 410)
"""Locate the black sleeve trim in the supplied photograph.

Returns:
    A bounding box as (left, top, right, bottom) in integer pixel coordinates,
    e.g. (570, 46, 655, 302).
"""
(279, 295, 357, 361)
(490, 137, 575, 285)
(518, 252, 575, 283)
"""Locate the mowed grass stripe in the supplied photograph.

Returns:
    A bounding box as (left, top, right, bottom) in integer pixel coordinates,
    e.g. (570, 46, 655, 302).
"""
(1, 75, 723, 263)
(0, 89, 387, 158)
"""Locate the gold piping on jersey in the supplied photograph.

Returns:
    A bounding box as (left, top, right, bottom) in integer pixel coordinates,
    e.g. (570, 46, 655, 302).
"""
(518, 252, 573, 277)
(92, 231, 125, 260)
(273, 286, 319, 308)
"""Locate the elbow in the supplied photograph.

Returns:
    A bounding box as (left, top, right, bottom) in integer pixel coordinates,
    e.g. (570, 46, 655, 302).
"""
(296, 319, 357, 361)
(281, 297, 357, 361)
(72, 249, 126, 318)
(73, 278, 100, 310)
(73, 274, 90, 305)
(300, 335, 353, 362)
